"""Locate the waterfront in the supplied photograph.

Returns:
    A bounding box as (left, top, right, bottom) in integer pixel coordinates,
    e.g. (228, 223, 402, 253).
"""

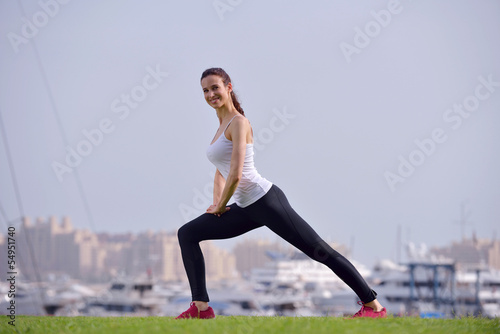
(1, 249, 499, 318)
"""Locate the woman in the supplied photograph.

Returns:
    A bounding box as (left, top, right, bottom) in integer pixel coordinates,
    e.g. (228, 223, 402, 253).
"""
(175, 68, 386, 319)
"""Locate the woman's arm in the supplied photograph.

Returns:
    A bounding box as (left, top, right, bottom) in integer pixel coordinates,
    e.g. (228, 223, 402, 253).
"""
(206, 169, 226, 214)
(207, 116, 249, 216)
(213, 169, 225, 205)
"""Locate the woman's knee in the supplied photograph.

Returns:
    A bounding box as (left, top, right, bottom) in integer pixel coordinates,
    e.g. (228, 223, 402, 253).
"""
(177, 223, 193, 244)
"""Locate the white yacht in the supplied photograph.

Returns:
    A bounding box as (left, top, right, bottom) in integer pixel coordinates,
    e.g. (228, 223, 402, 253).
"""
(250, 251, 371, 288)
(81, 276, 168, 316)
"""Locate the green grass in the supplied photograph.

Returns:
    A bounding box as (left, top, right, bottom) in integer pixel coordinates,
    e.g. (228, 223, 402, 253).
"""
(1, 316, 498, 334)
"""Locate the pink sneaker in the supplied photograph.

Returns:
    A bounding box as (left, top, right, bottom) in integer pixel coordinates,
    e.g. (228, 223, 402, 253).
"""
(352, 301, 387, 318)
(175, 302, 215, 319)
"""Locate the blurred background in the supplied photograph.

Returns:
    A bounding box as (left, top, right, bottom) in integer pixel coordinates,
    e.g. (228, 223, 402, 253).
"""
(1, 0, 499, 275)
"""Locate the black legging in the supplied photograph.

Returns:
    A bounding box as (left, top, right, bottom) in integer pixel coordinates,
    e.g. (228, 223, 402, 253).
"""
(177, 184, 377, 303)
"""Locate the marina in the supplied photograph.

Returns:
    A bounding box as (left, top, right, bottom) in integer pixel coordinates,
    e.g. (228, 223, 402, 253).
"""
(2, 244, 499, 318)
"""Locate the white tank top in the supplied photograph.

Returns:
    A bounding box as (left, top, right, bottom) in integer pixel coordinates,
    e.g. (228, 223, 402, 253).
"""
(206, 116, 272, 207)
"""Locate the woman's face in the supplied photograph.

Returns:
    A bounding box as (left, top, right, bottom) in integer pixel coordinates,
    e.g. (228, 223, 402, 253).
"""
(201, 75, 232, 109)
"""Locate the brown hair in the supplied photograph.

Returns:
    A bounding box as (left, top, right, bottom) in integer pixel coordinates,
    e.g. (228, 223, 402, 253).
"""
(201, 68, 245, 116)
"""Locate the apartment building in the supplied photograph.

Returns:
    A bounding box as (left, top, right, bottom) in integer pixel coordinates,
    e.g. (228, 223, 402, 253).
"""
(13, 216, 237, 283)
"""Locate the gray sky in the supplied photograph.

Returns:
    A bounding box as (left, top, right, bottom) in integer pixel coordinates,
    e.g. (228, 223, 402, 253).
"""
(1, 0, 499, 268)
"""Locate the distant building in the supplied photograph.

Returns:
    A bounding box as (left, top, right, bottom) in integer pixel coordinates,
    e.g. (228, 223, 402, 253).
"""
(16, 216, 105, 281)
(109, 230, 237, 282)
(12, 216, 237, 283)
(97, 232, 135, 280)
(201, 241, 238, 281)
(123, 230, 185, 282)
(430, 235, 500, 270)
(232, 238, 290, 277)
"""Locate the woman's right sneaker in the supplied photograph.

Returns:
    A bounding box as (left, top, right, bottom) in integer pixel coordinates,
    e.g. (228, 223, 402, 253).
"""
(175, 302, 215, 319)
(352, 301, 387, 318)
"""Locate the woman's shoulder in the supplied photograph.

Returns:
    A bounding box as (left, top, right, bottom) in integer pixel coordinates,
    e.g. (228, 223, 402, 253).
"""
(227, 114, 251, 140)
(233, 114, 250, 125)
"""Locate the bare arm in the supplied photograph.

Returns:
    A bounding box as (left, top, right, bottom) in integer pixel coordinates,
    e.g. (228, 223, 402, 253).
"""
(213, 169, 225, 205)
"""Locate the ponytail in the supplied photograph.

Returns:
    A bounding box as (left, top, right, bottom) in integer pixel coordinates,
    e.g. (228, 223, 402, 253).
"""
(230, 91, 245, 116)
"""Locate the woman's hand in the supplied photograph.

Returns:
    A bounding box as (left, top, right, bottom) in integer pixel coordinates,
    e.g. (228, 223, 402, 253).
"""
(206, 204, 231, 217)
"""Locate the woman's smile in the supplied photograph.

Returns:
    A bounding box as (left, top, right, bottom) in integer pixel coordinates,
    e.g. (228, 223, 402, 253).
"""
(209, 97, 220, 105)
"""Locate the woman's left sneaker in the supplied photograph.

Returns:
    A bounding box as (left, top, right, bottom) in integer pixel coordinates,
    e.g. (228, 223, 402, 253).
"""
(175, 302, 216, 319)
